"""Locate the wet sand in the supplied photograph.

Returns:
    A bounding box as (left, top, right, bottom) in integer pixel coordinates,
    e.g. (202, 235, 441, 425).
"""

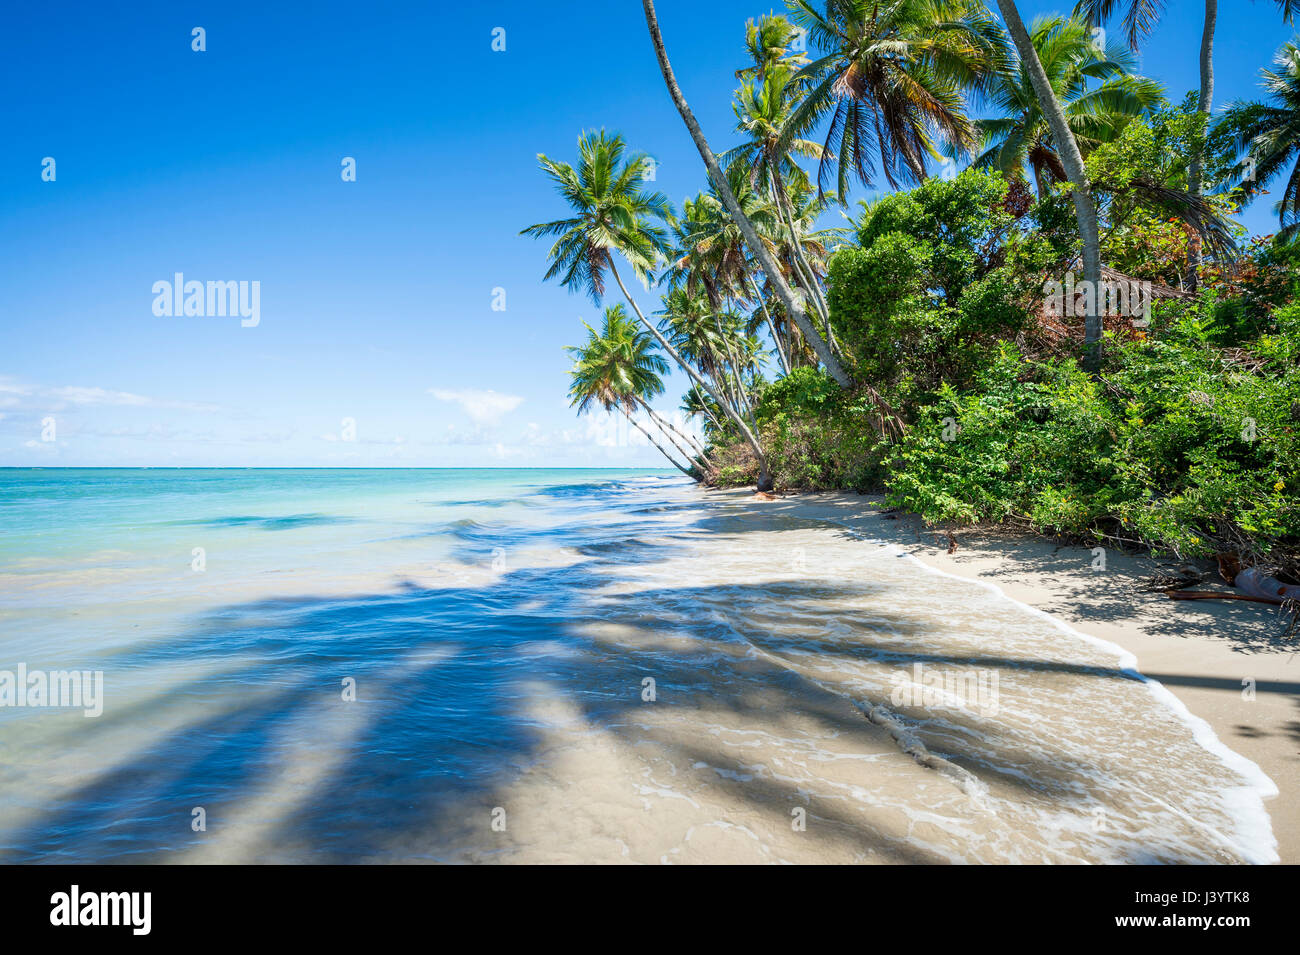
(747, 488, 1299, 864)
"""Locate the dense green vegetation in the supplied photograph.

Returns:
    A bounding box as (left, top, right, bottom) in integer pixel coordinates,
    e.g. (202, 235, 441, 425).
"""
(525, 0, 1300, 573)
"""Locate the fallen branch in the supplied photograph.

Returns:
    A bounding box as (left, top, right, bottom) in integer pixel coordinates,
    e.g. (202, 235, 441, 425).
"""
(1164, 591, 1285, 605)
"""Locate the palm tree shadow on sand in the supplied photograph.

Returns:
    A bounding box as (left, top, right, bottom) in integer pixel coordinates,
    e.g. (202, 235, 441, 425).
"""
(2, 512, 1266, 864)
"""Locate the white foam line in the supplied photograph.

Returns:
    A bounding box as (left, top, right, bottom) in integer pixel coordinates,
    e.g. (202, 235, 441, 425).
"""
(813, 515, 1280, 864)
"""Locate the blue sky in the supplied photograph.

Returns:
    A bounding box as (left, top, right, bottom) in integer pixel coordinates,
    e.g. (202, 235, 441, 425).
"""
(1, 0, 1293, 466)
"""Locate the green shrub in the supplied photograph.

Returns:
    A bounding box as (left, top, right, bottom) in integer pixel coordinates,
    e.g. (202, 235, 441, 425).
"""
(711, 167, 1298, 569)
(881, 315, 1300, 560)
(826, 168, 1039, 403)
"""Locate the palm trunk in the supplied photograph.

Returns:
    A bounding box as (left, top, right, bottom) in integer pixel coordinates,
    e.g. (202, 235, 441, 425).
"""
(654, 407, 711, 462)
(774, 201, 840, 360)
(637, 397, 712, 469)
(608, 260, 774, 491)
(641, 0, 854, 390)
(748, 273, 789, 374)
(997, 0, 1103, 373)
(704, 345, 745, 423)
(636, 397, 701, 467)
(788, 310, 806, 367)
(771, 166, 832, 332)
(1185, 0, 1216, 291)
(712, 299, 757, 423)
(622, 407, 695, 478)
(696, 396, 723, 435)
(658, 409, 712, 463)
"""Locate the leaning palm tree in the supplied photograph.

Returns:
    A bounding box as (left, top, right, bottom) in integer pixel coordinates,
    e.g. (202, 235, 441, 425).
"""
(777, 178, 848, 356)
(723, 58, 836, 336)
(641, 0, 855, 394)
(664, 170, 778, 309)
(682, 384, 727, 442)
(786, 0, 1005, 199)
(657, 288, 747, 418)
(995, 0, 1104, 373)
(1218, 41, 1300, 243)
(522, 129, 777, 489)
(603, 304, 712, 469)
(974, 16, 1162, 196)
(662, 286, 766, 426)
(666, 175, 792, 372)
(567, 307, 696, 477)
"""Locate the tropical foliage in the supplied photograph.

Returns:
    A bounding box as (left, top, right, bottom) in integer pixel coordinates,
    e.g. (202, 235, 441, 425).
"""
(1217, 41, 1300, 243)
(524, 0, 1300, 575)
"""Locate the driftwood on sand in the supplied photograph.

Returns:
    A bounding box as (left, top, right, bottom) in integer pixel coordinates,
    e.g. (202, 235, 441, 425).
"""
(1164, 557, 1300, 636)
(1167, 568, 1300, 606)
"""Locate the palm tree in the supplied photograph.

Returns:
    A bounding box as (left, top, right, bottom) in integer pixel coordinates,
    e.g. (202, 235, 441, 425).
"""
(604, 304, 712, 470)
(1072, 0, 1213, 287)
(786, 0, 1005, 199)
(641, 0, 855, 395)
(664, 171, 777, 308)
(655, 285, 764, 423)
(1218, 41, 1300, 243)
(995, 0, 1104, 373)
(522, 130, 670, 301)
(737, 12, 809, 80)
(666, 175, 792, 373)
(974, 16, 1162, 196)
(1073, 0, 1298, 285)
(566, 306, 697, 477)
(657, 288, 748, 418)
(723, 57, 837, 337)
(522, 129, 776, 489)
(777, 178, 847, 356)
(682, 384, 726, 441)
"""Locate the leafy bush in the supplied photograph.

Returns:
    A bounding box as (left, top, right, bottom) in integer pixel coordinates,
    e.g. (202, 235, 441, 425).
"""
(751, 367, 889, 489)
(881, 309, 1300, 561)
(711, 166, 1298, 571)
(755, 366, 842, 424)
(826, 169, 1041, 403)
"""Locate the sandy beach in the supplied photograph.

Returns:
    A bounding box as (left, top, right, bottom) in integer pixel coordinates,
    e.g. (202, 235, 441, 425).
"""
(747, 488, 1300, 863)
(2, 470, 1290, 864)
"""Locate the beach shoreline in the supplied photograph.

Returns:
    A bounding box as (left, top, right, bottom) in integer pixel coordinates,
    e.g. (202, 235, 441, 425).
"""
(4, 469, 1292, 863)
(724, 487, 1300, 864)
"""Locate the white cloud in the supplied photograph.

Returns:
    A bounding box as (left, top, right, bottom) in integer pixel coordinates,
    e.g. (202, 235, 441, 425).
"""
(52, 386, 153, 406)
(48, 386, 220, 412)
(428, 388, 524, 426)
(0, 378, 221, 413)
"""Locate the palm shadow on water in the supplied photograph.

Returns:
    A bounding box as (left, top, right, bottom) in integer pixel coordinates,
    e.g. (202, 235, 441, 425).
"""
(3, 502, 1277, 863)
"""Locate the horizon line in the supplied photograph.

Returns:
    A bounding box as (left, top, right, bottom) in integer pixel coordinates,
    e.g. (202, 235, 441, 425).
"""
(0, 465, 679, 471)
